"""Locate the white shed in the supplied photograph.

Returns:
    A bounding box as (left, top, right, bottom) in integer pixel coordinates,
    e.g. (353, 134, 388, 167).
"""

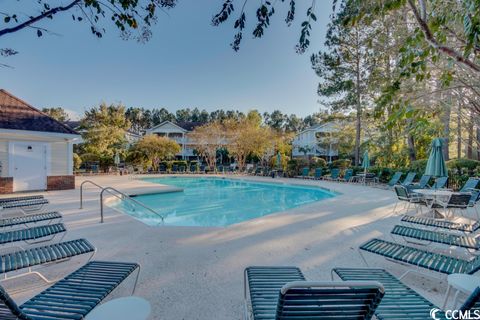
(0, 90, 80, 193)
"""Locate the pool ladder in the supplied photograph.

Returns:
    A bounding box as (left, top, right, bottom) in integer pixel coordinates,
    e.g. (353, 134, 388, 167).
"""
(79, 180, 164, 224)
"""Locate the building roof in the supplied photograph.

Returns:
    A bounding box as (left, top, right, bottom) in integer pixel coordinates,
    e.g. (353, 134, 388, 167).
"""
(296, 122, 341, 136)
(0, 89, 78, 135)
(147, 120, 204, 133)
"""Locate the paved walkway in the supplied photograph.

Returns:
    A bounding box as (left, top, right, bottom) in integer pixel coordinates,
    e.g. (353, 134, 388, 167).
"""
(5, 174, 450, 319)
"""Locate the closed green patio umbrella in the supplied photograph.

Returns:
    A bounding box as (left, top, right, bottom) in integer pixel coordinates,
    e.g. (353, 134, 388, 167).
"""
(425, 138, 448, 177)
(114, 151, 120, 166)
(361, 150, 370, 184)
(276, 152, 282, 168)
(362, 151, 370, 171)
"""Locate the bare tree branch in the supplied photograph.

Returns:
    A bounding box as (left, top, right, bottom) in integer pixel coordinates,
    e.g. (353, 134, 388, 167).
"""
(407, 0, 480, 73)
(0, 0, 81, 37)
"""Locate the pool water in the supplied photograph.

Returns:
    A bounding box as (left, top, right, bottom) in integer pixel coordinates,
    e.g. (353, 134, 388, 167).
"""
(110, 177, 337, 227)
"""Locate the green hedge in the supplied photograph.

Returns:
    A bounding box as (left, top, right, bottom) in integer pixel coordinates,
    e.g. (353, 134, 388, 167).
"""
(331, 159, 351, 169)
(311, 157, 327, 168)
(447, 158, 480, 172)
(172, 160, 188, 168)
(410, 159, 428, 174)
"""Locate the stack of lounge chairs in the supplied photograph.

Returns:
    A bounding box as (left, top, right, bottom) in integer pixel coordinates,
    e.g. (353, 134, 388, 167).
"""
(0, 195, 142, 319)
(385, 171, 448, 190)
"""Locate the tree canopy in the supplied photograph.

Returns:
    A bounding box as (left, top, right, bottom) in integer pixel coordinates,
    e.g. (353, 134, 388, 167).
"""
(42, 107, 70, 122)
(130, 135, 181, 169)
(79, 103, 130, 157)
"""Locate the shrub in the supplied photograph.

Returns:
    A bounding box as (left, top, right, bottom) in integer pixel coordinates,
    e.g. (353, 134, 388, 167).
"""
(80, 153, 99, 162)
(311, 157, 327, 168)
(447, 158, 480, 174)
(99, 156, 114, 171)
(331, 159, 351, 169)
(158, 161, 170, 170)
(410, 159, 428, 174)
(286, 158, 309, 177)
(172, 160, 188, 168)
(73, 153, 82, 170)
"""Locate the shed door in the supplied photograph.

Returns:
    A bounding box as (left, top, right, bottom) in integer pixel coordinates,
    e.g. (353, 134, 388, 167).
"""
(11, 142, 47, 192)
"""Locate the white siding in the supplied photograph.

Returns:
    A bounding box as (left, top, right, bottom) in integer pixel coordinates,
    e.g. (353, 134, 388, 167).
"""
(0, 140, 8, 177)
(50, 142, 69, 175)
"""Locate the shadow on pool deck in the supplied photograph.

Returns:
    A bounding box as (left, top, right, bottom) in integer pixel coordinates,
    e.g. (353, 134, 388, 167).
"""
(7, 175, 451, 320)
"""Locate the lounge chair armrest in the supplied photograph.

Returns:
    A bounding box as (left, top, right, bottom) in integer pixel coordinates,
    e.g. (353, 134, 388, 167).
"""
(280, 280, 384, 295)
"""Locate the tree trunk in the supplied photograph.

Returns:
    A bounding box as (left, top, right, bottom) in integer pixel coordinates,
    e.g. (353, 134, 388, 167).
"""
(457, 102, 462, 159)
(467, 116, 474, 159)
(477, 127, 480, 160)
(442, 99, 451, 161)
(406, 118, 416, 162)
(354, 28, 362, 166)
(355, 109, 361, 165)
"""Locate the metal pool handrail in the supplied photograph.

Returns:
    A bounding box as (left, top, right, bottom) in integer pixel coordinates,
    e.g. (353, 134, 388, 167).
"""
(99, 187, 165, 224)
(79, 180, 164, 223)
(79, 180, 104, 209)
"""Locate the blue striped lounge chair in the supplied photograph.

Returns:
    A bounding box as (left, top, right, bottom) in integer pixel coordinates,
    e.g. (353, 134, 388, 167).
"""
(391, 224, 479, 250)
(339, 169, 353, 182)
(0, 196, 44, 204)
(0, 198, 49, 213)
(401, 214, 480, 233)
(295, 167, 310, 179)
(0, 260, 140, 320)
(313, 168, 323, 180)
(244, 266, 384, 320)
(1, 238, 96, 283)
(400, 172, 416, 186)
(460, 178, 480, 193)
(324, 168, 340, 181)
(0, 211, 62, 229)
(432, 176, 448, 189)
(407, 174, 431, 191)
(387, 172, 403, 187)
(0, 223, 67, 246)
(333, 268, 480, 320)
(359, 238, 480, 277)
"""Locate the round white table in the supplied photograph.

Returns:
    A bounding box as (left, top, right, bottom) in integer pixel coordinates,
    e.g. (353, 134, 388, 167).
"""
(85, 296, 151, 320)
(411, 189, 453, 218)
(411, 189, 453, 197)
(443, 274, 480, 309)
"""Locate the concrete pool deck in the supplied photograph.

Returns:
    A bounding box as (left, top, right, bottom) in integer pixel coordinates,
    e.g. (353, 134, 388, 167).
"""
(3, 174, 460, 319)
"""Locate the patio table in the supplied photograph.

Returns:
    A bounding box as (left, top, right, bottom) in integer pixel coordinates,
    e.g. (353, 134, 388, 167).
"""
(412, 189, 453, 218)
(443, 274, 480, 309)
(352, 173, 377, 184)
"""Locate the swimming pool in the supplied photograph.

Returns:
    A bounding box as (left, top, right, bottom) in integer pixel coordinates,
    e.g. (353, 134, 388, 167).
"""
(110, 177, 337, 227)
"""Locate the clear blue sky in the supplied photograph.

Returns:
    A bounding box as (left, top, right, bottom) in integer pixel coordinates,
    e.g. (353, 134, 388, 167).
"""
(1, 1, 331, 119)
